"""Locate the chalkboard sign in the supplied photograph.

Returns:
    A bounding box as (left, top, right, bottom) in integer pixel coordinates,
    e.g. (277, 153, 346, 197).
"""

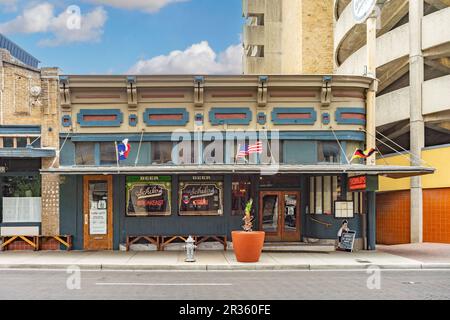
(179, 181, 223, 216)
(126, 176, 171, 216)
(339, 231, 356, 252)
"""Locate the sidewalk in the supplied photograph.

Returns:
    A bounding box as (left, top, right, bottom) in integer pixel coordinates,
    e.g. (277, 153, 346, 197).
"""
(1, 243, 450, 270)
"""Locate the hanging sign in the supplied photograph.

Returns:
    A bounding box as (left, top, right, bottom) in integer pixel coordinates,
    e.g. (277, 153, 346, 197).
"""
(179, 181, 223, 216)
(126, 176, 172, 216)
(348, 175, 379, 192)
(352, 0, 377, 23)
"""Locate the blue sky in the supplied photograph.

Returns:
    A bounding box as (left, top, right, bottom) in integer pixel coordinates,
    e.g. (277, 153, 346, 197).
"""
(0, 0, 244, 74)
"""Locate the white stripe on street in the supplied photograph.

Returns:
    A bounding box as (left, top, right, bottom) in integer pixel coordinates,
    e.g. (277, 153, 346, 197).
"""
(95, 282, 233, 286)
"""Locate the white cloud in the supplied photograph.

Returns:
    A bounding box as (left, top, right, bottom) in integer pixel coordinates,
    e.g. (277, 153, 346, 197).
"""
(84, 0, 188, 13)
(0, 0, 18, 12)
(128, 41, 243, 75)
(0, 3, 107, 46)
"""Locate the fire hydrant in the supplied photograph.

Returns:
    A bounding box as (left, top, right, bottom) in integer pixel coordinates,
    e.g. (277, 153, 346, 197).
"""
(184, 236, 197, 262)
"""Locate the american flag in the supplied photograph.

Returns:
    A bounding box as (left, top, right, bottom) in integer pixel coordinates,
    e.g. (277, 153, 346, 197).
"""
(236, 141, 263, 159)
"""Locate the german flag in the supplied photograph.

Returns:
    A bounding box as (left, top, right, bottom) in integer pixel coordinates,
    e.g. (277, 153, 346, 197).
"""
(350, 148, 377, 162)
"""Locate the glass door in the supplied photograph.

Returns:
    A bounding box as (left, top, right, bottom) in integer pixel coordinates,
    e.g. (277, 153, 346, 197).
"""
(259, 191, 300, 242)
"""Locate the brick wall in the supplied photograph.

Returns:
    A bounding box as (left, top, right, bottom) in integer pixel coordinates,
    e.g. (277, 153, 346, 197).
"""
(1, 50, 61, 237)
(301, 0, 334, 74)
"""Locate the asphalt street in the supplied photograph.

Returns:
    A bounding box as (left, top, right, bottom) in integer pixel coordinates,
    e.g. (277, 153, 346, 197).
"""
(0, 269, 449, 300)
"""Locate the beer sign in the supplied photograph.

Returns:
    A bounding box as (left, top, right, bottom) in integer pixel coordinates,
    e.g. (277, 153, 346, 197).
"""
(348, 175, 379, 192)
(126, 176, 171, 216)
(179, 181, 223, 216)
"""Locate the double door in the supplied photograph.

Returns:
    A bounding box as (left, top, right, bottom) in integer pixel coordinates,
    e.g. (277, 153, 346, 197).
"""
(259, 191, 301, 242)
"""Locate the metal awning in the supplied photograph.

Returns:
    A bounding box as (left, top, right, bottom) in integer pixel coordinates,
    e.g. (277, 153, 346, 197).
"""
(0, 148, 56, 158)
(41, 164, 434, 179)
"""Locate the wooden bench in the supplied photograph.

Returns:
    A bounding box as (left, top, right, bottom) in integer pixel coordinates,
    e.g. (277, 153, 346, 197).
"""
(0, 235, 39, 251)
(126, 235, 160, 251)
(160, 235, 228, 251)
(0, 235, 73, 251)
(38, 235, 73, 251)
(195, 235, 228, 251)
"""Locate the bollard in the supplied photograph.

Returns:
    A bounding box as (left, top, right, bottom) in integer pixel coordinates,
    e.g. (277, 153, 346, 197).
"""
(184, 235, 197, 262)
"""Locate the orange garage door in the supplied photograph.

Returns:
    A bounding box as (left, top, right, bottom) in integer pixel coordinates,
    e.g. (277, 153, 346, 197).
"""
(376, 191, 411, 245)
(423, 188, 450, 243)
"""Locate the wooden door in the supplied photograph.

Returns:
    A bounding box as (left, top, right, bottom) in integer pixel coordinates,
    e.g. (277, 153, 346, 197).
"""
(259, 191, 300, 242)
(83, 176, 113, 250)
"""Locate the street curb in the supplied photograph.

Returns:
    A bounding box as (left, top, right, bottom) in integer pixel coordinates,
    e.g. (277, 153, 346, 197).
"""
(1, 263, 449, 271)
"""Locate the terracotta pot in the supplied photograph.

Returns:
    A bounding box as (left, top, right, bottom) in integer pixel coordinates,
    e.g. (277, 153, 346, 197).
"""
(231, 231, 265, 263)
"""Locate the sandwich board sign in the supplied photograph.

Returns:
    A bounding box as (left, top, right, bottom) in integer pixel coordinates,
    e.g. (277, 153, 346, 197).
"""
(339, 231, 356, 252)
(352, 0, 377, 23)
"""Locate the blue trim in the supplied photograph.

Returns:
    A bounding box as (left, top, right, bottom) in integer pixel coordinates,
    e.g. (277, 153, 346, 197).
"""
(335, 108, 366, 125)
(61, 115, 72, 127)
(0, 148, 56, 158)
(0, 222, 41, 228)
(64, 131, 365, 143)
(129, 114, 138, 127)
(322, 113, 330, 125)
(143, 108, 189, 126)
(257, 112, 267, 125)
(209, 108, 252, 125)
(0, 125, 40, 135)
(0, 34, 40, 68)
(77, 109, 124, 127)
(271, 108, 317, 125)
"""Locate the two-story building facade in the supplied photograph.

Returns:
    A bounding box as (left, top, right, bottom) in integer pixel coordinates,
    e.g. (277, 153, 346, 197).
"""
(42, 74, 432, 251)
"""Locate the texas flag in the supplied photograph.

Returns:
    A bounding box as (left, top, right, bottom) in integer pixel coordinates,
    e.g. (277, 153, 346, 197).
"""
(117, 139, 131, 161)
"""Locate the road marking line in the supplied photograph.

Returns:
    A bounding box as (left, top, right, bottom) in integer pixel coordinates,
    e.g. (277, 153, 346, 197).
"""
(95, 282, 233, 286)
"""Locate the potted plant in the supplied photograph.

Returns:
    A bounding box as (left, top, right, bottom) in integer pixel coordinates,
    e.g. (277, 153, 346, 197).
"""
(231, 199, 265, 263)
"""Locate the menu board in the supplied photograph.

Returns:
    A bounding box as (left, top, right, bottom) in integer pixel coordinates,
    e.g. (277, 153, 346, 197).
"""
(179, 181, 223, 216)
(126, 176, 171, 216)
(339, 231, 356, 252)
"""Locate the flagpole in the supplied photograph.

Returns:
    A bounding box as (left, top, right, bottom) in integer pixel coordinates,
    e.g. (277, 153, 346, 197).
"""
(135, 130, 144, 167)
(115, 141, 120, 173)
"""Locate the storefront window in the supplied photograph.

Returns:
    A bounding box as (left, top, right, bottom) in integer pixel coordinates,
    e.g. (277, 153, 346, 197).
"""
(318, 142, 340, 163)
(75, 142, 95, 165)
(309, 176, 341, 215)
(232, 176, 252, 216)
(179, 176, 223, 216)
(100, 142, 117, 165)
(1, 176, 41, 223)
(309, 176, 363, 216)
(151, 142, 173, 164)
(126, 176, 172, 216)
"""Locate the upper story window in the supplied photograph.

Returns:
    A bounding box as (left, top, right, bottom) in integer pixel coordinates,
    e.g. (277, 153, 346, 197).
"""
(100, 142, 117, 166)
(151, 141, 173, 165)
(318, 142, 340, 163)
(75, 142, 95, 166)
(0, 136, 40, 149)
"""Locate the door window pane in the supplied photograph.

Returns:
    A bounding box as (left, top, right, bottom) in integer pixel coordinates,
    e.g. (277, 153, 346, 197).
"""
(262, 194, 278, 232)
(75, 143, 95, 165)
(89, 181, 108, 235)
(284, 194, 297, 232)
(100, 142, 117, 165)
